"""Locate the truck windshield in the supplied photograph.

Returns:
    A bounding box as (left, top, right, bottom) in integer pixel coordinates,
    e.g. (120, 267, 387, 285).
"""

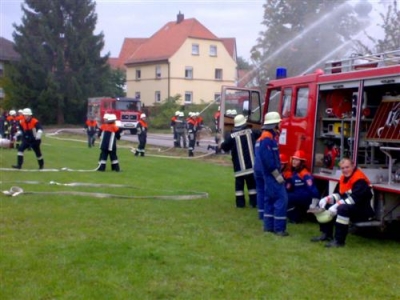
(115, 101, 140, 111)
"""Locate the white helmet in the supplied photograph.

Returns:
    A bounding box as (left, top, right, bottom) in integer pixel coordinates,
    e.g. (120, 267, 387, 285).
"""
(178, 112, 184, 117)
(175, 111, 180, 116)
(9, 110, 16, 116)
(263, 112, 281, 125)
(140, 113, 146, 118)
(226, 109, 232, 115)
(18, 109, 23, 114)
(234, 114, 247, 127)
(231, 109, 238, 115)
(107, 114, 117, 121)
(188, 112, 193, 117)
(103, 113, 110, 120)
(22, 108, 32, 116)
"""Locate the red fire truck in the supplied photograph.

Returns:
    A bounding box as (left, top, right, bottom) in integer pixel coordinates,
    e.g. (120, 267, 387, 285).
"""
(219, 50, 400, 228)
(87, 97, 142, 134)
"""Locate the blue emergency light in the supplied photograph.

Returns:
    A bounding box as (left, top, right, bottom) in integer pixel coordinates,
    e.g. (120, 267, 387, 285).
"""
(276, 67, 287, 79)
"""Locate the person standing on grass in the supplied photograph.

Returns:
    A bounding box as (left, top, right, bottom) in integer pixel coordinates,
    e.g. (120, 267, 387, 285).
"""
(258, 112, 288, 237)
(171, 111, 180, 148)
(187, 112, 197, 157)
(97, 114, 122, 172)
(135, 113, 148, 157)
(220, 114, 260, 208)
(174, 112, 187, 148)
(12, 108, 44, 170)
(84, 115, 98, 148)
(311, 158, 374, 248)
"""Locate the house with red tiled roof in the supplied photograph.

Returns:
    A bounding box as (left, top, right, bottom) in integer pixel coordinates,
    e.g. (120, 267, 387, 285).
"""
(118, 13, 237, 106)
(0, 37, 20, 104)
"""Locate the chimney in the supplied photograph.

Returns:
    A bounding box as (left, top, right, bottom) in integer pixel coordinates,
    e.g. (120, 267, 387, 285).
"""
(177, 11, 184, 24)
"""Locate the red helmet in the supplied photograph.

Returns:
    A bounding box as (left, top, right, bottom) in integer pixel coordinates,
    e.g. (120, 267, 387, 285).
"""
(279, 153, 289, 164)
(292, 150, 306, 161)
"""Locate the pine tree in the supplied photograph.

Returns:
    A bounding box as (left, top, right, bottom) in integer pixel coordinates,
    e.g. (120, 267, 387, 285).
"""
(250, 0, 362, 91)
(8, 0, 110, 124)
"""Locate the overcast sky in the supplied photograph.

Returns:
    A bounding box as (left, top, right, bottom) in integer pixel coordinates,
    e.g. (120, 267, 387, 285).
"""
(1, 0, 266, 61)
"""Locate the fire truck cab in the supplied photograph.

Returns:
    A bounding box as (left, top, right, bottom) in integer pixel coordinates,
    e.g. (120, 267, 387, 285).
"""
(87, 97, 142, 134)
(220, 50, 400, 229)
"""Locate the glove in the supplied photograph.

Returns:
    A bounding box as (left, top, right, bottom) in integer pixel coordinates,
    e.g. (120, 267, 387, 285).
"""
(309, 198, 319, 209)
(36, 130, 43, 140)
(271, 169, 285, 184)
(328, 203, 339, 216)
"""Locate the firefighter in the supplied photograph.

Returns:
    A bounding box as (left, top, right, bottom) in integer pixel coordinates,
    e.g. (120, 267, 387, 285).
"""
(220, 114, 261, 208)
(97, 114, 122, 171)
(135, 113, 148, 157)
(171, 111, 180, 147)
(214, 106, 221, 145)
(258, 112, 289, 236)
(84, 115, 99, 148)
(286, 150, 320, 224)
(12, 108, 44, 169)
(195, 112, 204, 146)
(5, 110, 18, 148)
(175, 112, 187, 148)
(311, 158, 374, 247)
(280, 153, 292, 179)
(187, 112, 197, 157)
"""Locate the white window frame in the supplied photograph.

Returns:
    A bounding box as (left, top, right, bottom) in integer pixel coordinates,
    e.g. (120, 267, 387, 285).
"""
(184, 92, 193, 104)
(155, 91, 161, 103)
(135, 69, 141, 80)
(192, 44, 199, 55)
(185, 66, 193, 79)
(155, 65, 161, 79)
(209, 45, 217, 57)
(215, 68, 223, 80)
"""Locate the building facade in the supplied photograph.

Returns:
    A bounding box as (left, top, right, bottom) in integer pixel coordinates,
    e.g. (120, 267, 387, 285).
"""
(119, 13, 237, 106)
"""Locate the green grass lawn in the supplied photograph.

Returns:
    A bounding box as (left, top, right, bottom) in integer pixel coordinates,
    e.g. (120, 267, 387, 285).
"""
(0, 133, 399, 300)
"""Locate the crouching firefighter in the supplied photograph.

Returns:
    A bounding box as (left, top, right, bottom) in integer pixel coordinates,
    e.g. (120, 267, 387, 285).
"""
(12, 108, 44, 170)
(97, 114, 122, 172)
(311, 158, 375, 247)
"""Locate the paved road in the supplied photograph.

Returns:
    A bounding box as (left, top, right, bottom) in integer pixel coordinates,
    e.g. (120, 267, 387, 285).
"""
(57, 128, 216, 153)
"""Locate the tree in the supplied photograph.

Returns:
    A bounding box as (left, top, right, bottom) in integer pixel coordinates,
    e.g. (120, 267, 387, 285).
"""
(7, 0, 110, 124)
(251, 0, 362, 92)
(237, 56, 252, 70)
(354, 0, 400, 53)
(103, 68, 126, 98)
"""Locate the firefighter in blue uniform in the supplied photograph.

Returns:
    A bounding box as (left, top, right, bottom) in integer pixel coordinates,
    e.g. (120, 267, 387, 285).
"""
(286, 150, 320, 223)
(97, 114, 122, 172)
(220, 114, 261, 208)
(135, 113, 148, 156)
(258, 112, 289, 236)
(84, 115, 99, 148)
(311, 158, 374, 247)
(12, 108, 44, 169)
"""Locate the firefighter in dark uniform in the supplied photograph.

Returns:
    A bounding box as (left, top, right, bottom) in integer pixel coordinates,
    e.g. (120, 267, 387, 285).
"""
(135, 113, 148, 156)
(15, 110, 24, 148)
(258, 112, 288, 236)
(84, 116, 99, 148)
(12, 108, 44, 169)
(220, 114, 261, 208)
(170, 111, 179, 147)
(312, 157, 374, 247)
(97, 114, 122, 172)
(187, 112, 197, 157)
(175, 112, 187, 148)
(5, 110, 18, 147)
(286, 150, 320, 223)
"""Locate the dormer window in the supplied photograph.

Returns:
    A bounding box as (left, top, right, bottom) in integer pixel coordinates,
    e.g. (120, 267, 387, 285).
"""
(192, 44, 199, 55)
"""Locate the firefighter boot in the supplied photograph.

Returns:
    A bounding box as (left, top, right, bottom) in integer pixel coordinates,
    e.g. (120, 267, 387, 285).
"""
(38, 158, 44, 170)
(140, 152, 145, 157)
(112, 163, 120, 172)
(325, 223, 347, 248)
(134, 150, 139, 156)
(188, 150, 194, 157)
(12, 155, 23, 169)
(97, 163, 106, 172)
